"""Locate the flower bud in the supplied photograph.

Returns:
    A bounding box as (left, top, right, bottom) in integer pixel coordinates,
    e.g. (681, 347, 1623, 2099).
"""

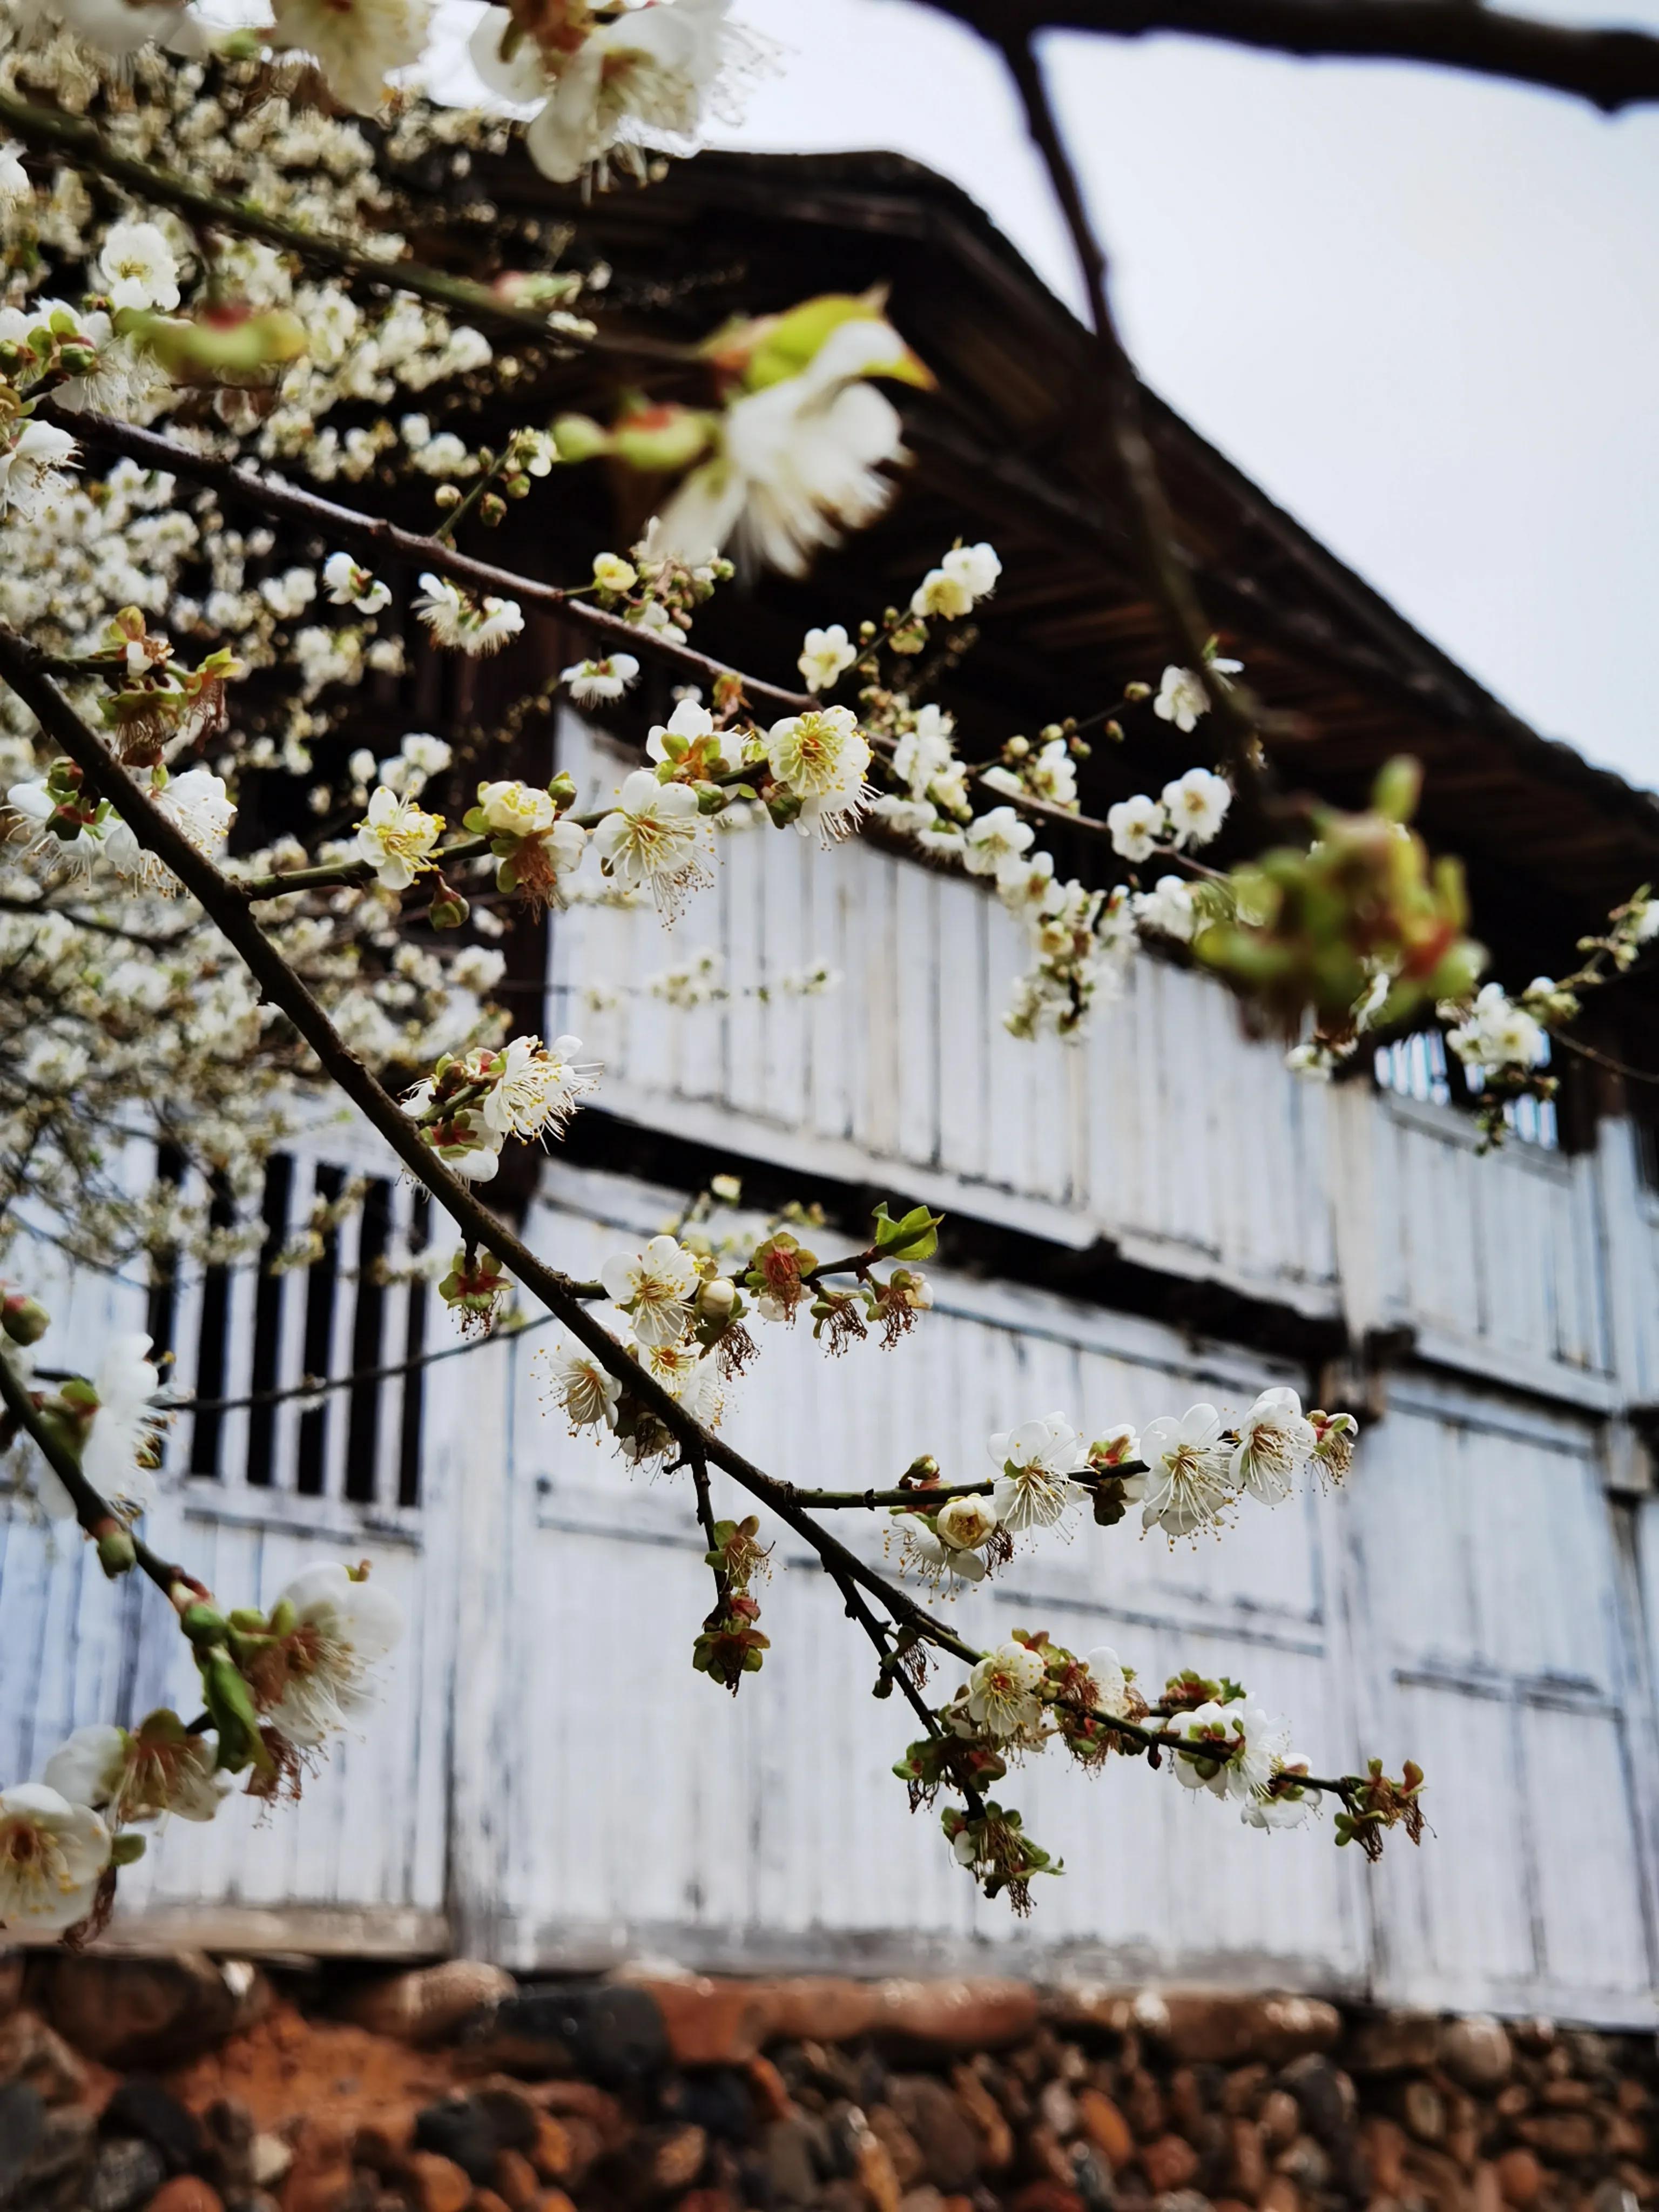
(2, 1292, 49, 1346)
(429, 886, 469, 930)
(1123, 681, 1151, 702)
(901, 1453, 939, 1485)
(936, 1495, 998, 1550)
(697, 1276, 737, 1323)
(434, 483, 462, 509)
(96, 1525, 137, 1579)
(180, 1601, 231, 1646)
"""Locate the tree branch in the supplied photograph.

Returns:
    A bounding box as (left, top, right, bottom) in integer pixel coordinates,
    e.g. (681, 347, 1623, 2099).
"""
(43, 407, 815, 719)
(0, 1341, 190, 1600)
(916, 0, 1659, 113)
(996, 34, 1272, 775)
(0, 626, 975, 1674)
(0, 89, 691, 365)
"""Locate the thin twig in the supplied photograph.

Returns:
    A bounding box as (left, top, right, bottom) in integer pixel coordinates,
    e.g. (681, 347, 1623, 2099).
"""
(997, 35, 1274, 780)
(0, 1343, 190, 1599)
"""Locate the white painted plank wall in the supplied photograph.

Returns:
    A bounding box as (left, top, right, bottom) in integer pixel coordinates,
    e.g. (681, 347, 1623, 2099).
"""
(552, 716, 1627, 1400)
(478, 1170, 1655, 2020)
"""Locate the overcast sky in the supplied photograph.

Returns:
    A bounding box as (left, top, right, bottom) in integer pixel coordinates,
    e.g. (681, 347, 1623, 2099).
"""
(437, 0, 1659, 791)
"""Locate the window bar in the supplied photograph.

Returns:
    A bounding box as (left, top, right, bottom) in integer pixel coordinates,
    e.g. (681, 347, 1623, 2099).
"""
(294, 1163, 344, 1496)
(397, 1191, 430, 1509)
(188, 1174, 238, 1478)
(345, 1177, 390, 1505)
(245, 1154, 294, 1489)
(320, 1178, 367, 1505)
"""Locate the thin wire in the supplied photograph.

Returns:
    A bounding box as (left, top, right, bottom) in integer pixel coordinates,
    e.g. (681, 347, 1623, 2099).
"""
(168, 1305, 562, 1415)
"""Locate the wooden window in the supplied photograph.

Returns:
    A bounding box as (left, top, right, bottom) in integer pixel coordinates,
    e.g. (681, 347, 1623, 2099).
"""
(1373, 1026, 1559, 1151)
(171, 1147, 427, 1507)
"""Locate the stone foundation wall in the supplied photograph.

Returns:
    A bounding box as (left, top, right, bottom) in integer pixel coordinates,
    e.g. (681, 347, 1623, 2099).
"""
(0, 1958, 1647, 2212)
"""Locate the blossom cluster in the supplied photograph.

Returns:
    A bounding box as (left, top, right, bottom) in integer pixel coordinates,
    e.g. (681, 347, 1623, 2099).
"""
(892, 1387, 1356, 1604)
(1, 1289, 404, 1937)
(0, 1552, 404, 1937)
(401, 1033, 600, 1184)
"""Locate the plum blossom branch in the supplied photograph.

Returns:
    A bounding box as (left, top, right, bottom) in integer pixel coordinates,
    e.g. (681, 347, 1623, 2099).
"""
(0, 626, 981, 1682)
(0, 1342, 185, 1599)
(44, 407, 815, 718)
(0, 89, 693, 367)
(915, 0, 1659, 114)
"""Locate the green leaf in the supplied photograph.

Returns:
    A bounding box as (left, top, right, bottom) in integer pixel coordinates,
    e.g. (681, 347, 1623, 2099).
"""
(872, 1201, 943, 1262)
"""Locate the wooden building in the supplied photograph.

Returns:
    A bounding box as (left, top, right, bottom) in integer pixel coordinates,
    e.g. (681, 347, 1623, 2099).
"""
(6, 152, 1659, 2024)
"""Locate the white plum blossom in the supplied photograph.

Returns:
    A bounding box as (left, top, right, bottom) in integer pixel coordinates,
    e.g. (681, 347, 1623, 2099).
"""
(563, 653, 640, 705)
(1154, 665, 1211, 733)
(1242, 1752, 1316, 1830)
(1172, 1700, 1244, 1792)
(963, 805, 1035, 885)
(1447, 982, 1548, 1074)
(966, 1641, 1046, 1738)
(0, 145, 29, 203)
(545, 1344, 622, 1432)
(766, 705, 871, 841)
(656, 316, 916, 577)
(1082, 1644, 1131, 1719)
(601, 1235, 699, 1348)
(95, 220, 180, 311)
(478, 1034, 600, 1143)
(355, 786, 444, 891)
(908, 1521, 990, 1594)
(0, 421, 78, 520)
(476, 780, 558, 840)
(871, 795, 938, 839)
(639, 1339, 724, 1426)
(1161, 766, 1232, 849)
(44, 1721, 225, 1826)
(988, 1413, 1085, 1533)
(1029, 739, 1077, 809)
(936, 1495, 1001, 1553)
(893, 704, 957, 797)
(909, 1492, 1000, 1590)
(592, 768, 710, 911)
(7, 777, 109, 875)
(469, 0, 737, 186)
(912, 540, 1001, 619)
(258, 1563, 406, 1748)
(1231, 1386, 1317, 1505)
(1132, 875, 1197, 945)
(269, 0, 431, 116)
(1223, 1700, 1294, 1801)
(146, 768, 235, 867)
(414, 572, 523, 656)
(646, 696, 718, 764)
(322, 552, 392, 614)
(945, 541, 1001, 601)
(79, 1332, 161, 1518)
(1139, 1404, 1234, 1537)
(1107, 793, 1166, 864)
(1174, 1699, 1293, 1806)
(0, 1784, 110, 1934)
(799, 624, 858, 692)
